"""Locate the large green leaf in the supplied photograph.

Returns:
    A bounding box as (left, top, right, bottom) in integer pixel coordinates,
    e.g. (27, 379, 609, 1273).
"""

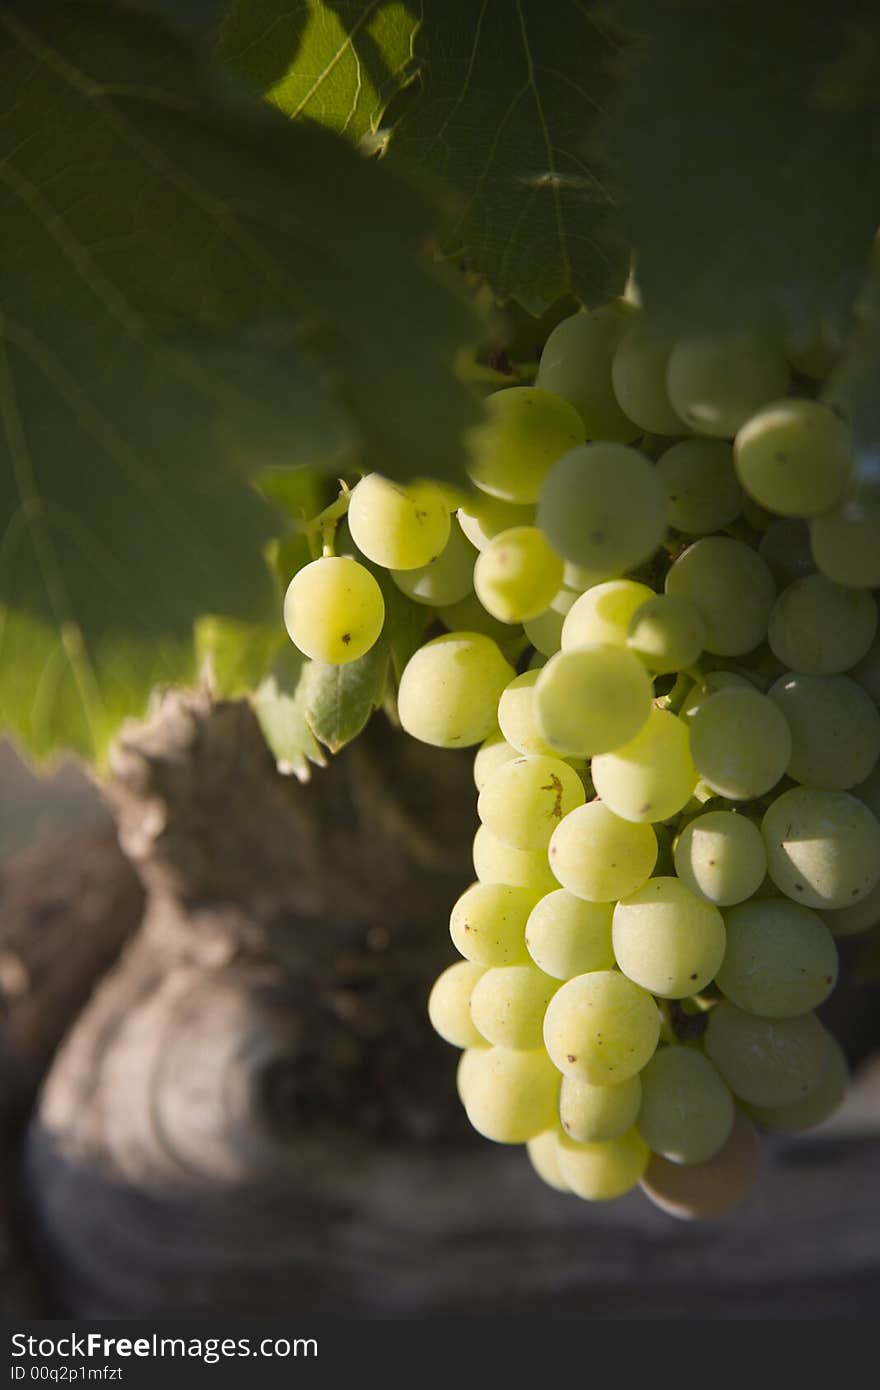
(0, 0, 480, 763)
(220, 0, 627, 313)
(604, 2, 880, 336)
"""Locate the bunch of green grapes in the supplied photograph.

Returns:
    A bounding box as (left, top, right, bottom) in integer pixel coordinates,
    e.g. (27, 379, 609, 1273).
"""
(281, 299, 880, 1220)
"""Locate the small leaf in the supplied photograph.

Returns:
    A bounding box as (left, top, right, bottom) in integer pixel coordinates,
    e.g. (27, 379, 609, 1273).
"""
(303, 638, 388, 751)
(253, 642, 327, 778)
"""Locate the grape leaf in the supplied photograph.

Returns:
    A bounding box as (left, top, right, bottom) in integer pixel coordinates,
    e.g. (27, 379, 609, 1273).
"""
(302, 639, 388, 751)
(0, 0, 480, 764)
(219, 0, 628, 314)
(604, 2, 880, 337)
(253, 643, 327, 778)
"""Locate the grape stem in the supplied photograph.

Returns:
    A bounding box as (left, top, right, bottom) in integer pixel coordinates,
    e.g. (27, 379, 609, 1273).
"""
(305, 485, 352, 560)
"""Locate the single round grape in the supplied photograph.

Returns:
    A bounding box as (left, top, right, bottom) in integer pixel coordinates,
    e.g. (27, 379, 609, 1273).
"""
(428, 961, 486, 1048)
(757, 518, 816, 588)
(523, 587, 577, 657)
(810, 499, 880, 588)
(716, 898, 838, 1018)
(666, 331, 790, 438)
(535, 645, 653, 757)
(747, 1034, 849, 1132)
(820, 874, 880, 937)
(467, 386, 586, 503)
(559, 1073, 642, 1144)
(526, 1128, 571, 1193)
(449, 881, 535, 966)
(656, 438, 744, 535)
(768, 673, 880, 790)
(472, 824, 558, 897)
(767, 573, 877, 674)
(397, 632, 514, 748)
(548, 801, 657, 902)
(438, 591, 522, 648)
(591, 708, 697, 823)
(681, 670, 755, 719)
(283, 556, 385, 664)
(733, 398, 852, 518)
(537, 442, 667, 576)
(473, 729, 520, 791)
(556, 1128, 650, 1201)
(627, 594, 707, 673)
(611, 320, 683, 434)
(705, 1002, 828, 1107)
(473, 526, 563, 623)
(525, 891, 615, 979)
(762, 787, 880, 909)
(478, 754, 586, 851)
(561, 579, 655, 651)
(390, 521, 476, 606)
(687, 687, 792, 800)
(469, 964, 558, 1049)
(457, 1046, 560, 1144)
(542, 970, 660, 1085)
(347, 474, 450, 569)
(674, 811, 767, 906)
(665, 537, 776, 656)
(612, 877, 726, 998)
(497, 670, 556, 756)
(640, 1108, 760, 1220)
(535, 303, 640, 441)
(637, 1046, 735, 1165)
(457, 493, 535, 551)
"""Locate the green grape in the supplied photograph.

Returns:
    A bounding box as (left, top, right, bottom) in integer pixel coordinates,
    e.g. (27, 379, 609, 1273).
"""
(560, 579, 655, 651)
(559, 1073, 642, 1144)
(850, 629, 880, 702)
(687, 687, 792, 800)
(457, 1045, 560, 1144)
(428, 961, 486, 1048)
(347, 474, 450, 569)
(449, 881, 534, 965)
(611, 321, 683, 434)
(820, 875, 880, 937)
(681, 670, 755, 719)
(716, 898, 838, 1018)
(525, 891, 615, 979)
(542, 970, 660, 1085)
(390, 521, 476, 606)
(591, 708, 697, 823)
(469, 964, 558, 1049)
(640, 1108, 760, 1220)
(548, 801, 657, 902)
(535, 303, 640, 441)
(556, 1128, 650, 1201)
(526, 1128, 571, 1193)
(665, 537, 776, 656)
(537, 442, 667, 575)
(497, 670, 556, 756)
(656, 438, 744, 535)
(283, 556, 385, 664)
(637, 1046, 735, 1165)
(457, 493, 536, 551)
(762, 786, 880, 909)
(786, 328, 839, 380)
(472, 824, 558, 896)
(705, 1001, 828, 1107)
(473, 526, 564, 624)
(810, 499, 880, 588)
(767, 574, 877, 675)
(673, 810, 767, 906)
(757, 518, 816, 588)
(397, 632, 514, 748)
(478, 754, 586, 851)
(748, 1033, 848, 1132)
(467, 386, 586, 503)
(733, 398, 852, 517)
(768, 673, 880, 790)
(666, 331, 790, 438)
(535, 645, 653, 757)
(612, 876, 726, 998)
(523, 588, 577, 657)
(627, 594, 707, 674)
(438, 591, 522, 649)
(473, 729, 520, 792)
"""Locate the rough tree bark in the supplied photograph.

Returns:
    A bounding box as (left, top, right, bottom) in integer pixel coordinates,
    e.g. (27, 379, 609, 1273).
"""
(13, 690, 880, 1319)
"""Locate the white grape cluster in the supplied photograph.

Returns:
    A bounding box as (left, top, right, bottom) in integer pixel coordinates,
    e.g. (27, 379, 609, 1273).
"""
(284, 299, 880, 1220)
